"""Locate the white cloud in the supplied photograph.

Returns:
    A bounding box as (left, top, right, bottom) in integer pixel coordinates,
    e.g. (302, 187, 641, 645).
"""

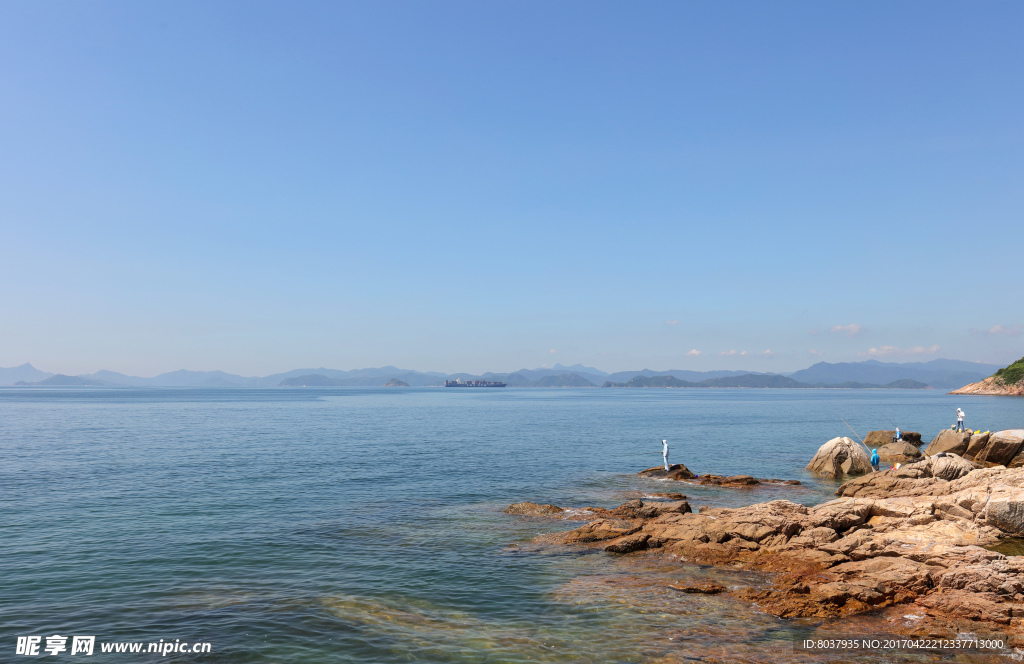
(665, 320, 679, 326)
(808, 349, 825, 357)
(685, 349, 700, 357)
(718, 350, 748, 357)
(858, 345, 941, 358)
(548, 348, 558, 354)
(762, 350, 775, 357)
(830, 323, 864, 337)
(971, 324, 1022, 337)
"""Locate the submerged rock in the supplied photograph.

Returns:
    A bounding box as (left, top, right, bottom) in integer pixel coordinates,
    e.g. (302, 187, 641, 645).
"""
(514, 454, 1024, 632)
(503, 502, 563, 516)
(805, 436, 871, 478)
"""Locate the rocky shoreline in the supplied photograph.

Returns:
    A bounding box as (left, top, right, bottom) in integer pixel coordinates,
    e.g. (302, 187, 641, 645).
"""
(505, 440, 1024, 644)
(951, 376, 1024, 396)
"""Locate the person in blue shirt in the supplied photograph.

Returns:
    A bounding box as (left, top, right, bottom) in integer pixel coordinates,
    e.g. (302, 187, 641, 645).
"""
(892, 428, 902, 442)
(870, 448, 880, 472)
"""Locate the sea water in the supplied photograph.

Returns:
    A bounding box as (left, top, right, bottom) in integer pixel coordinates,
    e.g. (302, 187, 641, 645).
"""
(1, 387, 1021, 663)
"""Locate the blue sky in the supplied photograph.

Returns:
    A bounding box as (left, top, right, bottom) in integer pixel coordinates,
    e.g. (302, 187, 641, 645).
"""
(1, 1, 1021, 376)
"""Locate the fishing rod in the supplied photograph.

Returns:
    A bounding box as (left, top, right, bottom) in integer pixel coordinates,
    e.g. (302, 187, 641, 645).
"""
(832, 411, 873, 456)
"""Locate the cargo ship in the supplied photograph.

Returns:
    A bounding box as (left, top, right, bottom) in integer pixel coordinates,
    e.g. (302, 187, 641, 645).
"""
(444, 378, 506, 388)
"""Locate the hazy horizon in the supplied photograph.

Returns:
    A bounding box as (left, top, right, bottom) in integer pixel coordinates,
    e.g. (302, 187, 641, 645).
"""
(1, 356, 1005, 382)
(2, 2, 1021, 377)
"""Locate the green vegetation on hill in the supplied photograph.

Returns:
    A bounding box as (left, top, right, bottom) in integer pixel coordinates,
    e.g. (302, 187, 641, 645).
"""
(993, 357, 1024, 386)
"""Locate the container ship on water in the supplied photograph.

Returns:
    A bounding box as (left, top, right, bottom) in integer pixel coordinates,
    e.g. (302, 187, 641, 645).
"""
(444, 378, 506, 388)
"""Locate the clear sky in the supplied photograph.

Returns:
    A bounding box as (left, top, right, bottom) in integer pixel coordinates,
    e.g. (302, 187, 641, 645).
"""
(1, 1, 1021, 377)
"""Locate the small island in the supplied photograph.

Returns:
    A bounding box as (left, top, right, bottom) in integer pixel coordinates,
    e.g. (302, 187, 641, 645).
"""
(383, 378, 409, 387)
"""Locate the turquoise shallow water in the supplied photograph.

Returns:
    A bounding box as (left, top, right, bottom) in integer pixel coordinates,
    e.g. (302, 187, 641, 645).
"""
(2, 387, 1022, 662)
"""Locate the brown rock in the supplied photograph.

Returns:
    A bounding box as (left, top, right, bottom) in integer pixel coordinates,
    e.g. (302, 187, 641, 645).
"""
(668, 581, 725, 594)
(603, 532, 650, 553)
(976, 429, 1024, 466)
(964, 431, 991, 460)
(923, 429, 971, 456)
(806, 436, 872, 477)
(877, 441, 922, 463)
(950, 375, 1024, 396)
(561, 518, 644, 543)
(638, 463, 694, 480)
(865, 430, 923, 448)
(503, 502, 563, 516)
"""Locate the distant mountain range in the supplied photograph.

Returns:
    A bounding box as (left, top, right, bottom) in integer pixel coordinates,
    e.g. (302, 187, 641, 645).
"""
(0, 358, 1001, 390)
(602, 374, 931, 389)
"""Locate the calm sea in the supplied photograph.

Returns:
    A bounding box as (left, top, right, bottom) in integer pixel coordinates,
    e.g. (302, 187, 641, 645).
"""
(2, 387, 1021, 663)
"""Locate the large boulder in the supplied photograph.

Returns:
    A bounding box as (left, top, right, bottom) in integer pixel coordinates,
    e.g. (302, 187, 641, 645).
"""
(924, 429, 971, 457)
(877, 441, 921, 463)
(987, 430, 1024, 467)
(806, 437, 872, 478)
(964, 432, 991, 460)
(865, 430, 922, 448)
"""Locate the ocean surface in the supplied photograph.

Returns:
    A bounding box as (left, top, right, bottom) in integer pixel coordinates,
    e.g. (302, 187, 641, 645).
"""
(2, 387, 1022, 663)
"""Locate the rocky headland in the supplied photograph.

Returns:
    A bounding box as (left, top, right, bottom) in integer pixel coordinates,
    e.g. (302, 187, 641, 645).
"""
(506, 428, 1024, 643)
(951, 356, 1024, 396)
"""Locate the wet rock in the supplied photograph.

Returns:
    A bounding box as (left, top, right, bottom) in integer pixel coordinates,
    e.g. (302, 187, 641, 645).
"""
(668, 581, 725, 594)
(562, 518, 644, 543)
(516, 453, 1024, 632)
(806, 436, 872, 478)
(877, 441, 922, 463)
(603, 532, 650, 553)
(695, 474, 758, 486)
(647, 492, 687, 501)
(924, 429, 971, 456)
(503, 502, 563, 516)
(638, 463, 694, 480)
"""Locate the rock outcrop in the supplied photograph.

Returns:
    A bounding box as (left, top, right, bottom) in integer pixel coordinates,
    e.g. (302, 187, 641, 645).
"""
(638, 463, 694, 480)
(951, 375, 1024, 396)
(877, 441, 921, 463)
(503, 502, 564, 516)
(805, 437, 871, 477)
(865, 430, 922, 447)
(923, 429, 972, 456)
(977, 429, 1024, 467)
(513, 459, 1024, 635)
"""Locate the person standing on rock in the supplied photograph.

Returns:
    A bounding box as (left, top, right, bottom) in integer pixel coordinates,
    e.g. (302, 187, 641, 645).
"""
(870, 448, 880, 472)
(893, 427, 902, 442)
(956, 408, 966, 432)
(662, 439, 670, 471)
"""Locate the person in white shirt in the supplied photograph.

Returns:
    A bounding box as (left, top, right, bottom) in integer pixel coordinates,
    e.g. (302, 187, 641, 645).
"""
(662, 439, 670, 471)
(956, 408, 966, 432)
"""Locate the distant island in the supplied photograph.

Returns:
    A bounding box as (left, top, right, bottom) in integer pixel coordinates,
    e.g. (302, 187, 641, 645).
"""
(2, 358, 999, 390)
(383, 378, 409, 387)
(950, 356, 1024, 396)
(602, 374, 931, 389)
